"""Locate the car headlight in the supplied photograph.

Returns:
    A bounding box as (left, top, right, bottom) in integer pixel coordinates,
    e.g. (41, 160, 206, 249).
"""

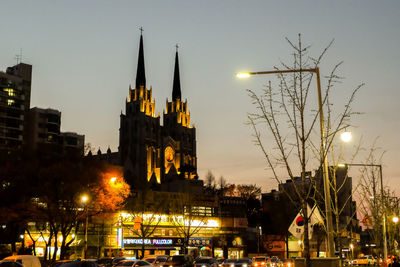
(230, 264, 234, 267)
(202, 265, 206, 267)
(243, 264, 247, 267)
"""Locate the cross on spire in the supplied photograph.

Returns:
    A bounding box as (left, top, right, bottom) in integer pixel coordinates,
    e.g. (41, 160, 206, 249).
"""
(139, 27, 144, 34)
(175, 43, 179, 52)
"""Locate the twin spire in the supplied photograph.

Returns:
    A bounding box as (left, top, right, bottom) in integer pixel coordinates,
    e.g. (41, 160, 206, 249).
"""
(135, 30, 181, 101)
(135, 32, 146, 90)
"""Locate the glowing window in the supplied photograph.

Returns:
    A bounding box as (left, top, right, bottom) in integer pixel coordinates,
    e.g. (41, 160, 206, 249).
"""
(4, 88, 15, 96)
(7, 99, 14, 106)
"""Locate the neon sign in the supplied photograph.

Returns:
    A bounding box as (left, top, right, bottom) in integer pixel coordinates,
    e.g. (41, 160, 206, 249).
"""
(123, 238, 173, 246)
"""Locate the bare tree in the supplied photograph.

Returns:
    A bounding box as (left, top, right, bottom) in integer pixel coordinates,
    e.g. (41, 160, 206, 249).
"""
(247, 34, 361, 266)
(121, 189, 166, 258)
(170, 192, 209, 254)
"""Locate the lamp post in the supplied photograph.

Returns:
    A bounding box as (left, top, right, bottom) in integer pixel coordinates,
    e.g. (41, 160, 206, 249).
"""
(81, 194, 89, 259)
(338, 163, 387, 265)
(394, 216, 399, 254)
(236, 68, 336, 257)
(350, 243, 354, 260)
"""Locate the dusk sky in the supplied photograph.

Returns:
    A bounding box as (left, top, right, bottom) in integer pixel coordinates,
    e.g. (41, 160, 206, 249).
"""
(1, 0, 399, 192)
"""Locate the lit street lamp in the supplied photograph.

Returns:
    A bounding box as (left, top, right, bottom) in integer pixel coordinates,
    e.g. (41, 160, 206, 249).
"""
(340, 130, 352, 143)
(81, 194, 89, 259)
(236, 68, 336, 257)
(350, 243, 354, 259)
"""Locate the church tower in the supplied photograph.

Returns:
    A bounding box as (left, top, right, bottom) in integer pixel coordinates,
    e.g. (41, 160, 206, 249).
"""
(118, 33, 199, 190)
(162, 48, 197, 181)
(119, 32, 162, 187)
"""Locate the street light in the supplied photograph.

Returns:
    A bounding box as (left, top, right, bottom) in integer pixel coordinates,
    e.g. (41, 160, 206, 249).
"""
(236, 68, 336, 257)
(350, 243, 354, 260)
(340, 131, 352, 143)
(81, 194, 89, 259)
(338, 163, 387, 263)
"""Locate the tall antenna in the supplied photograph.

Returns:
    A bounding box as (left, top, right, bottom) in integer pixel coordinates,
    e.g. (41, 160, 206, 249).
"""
(14, 48, 22, 64)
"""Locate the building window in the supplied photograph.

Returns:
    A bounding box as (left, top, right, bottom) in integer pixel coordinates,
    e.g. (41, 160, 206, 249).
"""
(7, 99, 14, 106)
(4, 88, 15, 96)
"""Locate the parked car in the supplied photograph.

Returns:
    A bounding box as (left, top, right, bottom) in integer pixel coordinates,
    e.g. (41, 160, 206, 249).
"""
(194, 257, 218, 267)
(0, 261, 24, 267)
(2, 255, 41, 267)
(52, 260, 73, 267)
(235, 259, 252, 267)
(219, 259, 237, 267)
(143, 255, 168, 267)
(252, 256, 269, 267)
(352, 255, 376, 265)
(112, 258, 126, 267)
(280, 259, 293, 267)
(114, 261, 151, 267)
(97, 258, 113, 267)
(160, 255, 194, 267)
(269, 257, 282, 267)
(216, 260, 225, 265)
(57, 261, 98, 267)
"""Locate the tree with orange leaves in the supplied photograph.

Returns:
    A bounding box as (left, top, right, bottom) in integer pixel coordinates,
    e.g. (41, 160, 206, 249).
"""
(91, 166, 131, 213)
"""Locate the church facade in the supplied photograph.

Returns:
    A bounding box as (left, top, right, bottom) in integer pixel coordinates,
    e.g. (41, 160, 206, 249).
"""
(118, 33, 199, 189)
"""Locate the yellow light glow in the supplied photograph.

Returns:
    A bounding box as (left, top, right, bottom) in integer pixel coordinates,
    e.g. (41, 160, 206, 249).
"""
(350, 243, 354, 249)
(338, 163, 346, 168)
(393, 216, 399, 223)
(341, 131, 352, 143)
(81, 194, 89, 203)
(7, 99, 14, 106)
(298, 240, 302, 245)
(236, 72, 251, 78)
(110, 177, 117, 183)
(119, 212, 130, 218)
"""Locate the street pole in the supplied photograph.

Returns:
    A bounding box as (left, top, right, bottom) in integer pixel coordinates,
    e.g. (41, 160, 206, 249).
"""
(84, 207, 88, 259)
(379, 165, 388, 266)
(341, 163, 387, 265)
(236, 68, 336, 257)
(315, 68, 335, 258)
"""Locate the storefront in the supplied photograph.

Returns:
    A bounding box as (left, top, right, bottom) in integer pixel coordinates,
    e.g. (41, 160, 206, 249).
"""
(212, 236, 245, 259)
(121, 237, 214, 258)
(187, 237, 213, 258)
(122, 237, 183, 258)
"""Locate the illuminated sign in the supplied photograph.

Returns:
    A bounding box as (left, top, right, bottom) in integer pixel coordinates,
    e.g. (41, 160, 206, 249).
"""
(117, 228, 124, 248)
(123, 238, 174, 247)
(188, 237, 212, 247)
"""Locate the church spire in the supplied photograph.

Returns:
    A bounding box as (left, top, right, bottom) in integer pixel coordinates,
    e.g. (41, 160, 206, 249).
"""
(172, 44, 181, 101)
(135, 28, 146, 90)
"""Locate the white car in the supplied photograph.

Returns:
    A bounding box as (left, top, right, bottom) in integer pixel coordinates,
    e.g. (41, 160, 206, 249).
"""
(114, 260, 152, 267)
(2, 255, 41, 267)
(143, 256, 169, 267)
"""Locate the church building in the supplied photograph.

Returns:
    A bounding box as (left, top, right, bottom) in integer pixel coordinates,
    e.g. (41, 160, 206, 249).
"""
(118, 32, 201, 191)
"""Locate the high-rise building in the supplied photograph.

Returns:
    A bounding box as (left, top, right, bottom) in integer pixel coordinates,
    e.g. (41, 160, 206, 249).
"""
(26, 107, 84, 154)
(0, 63, 32, 152)
(118, 33, 199, 190)
(26, 107, 61, 150)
